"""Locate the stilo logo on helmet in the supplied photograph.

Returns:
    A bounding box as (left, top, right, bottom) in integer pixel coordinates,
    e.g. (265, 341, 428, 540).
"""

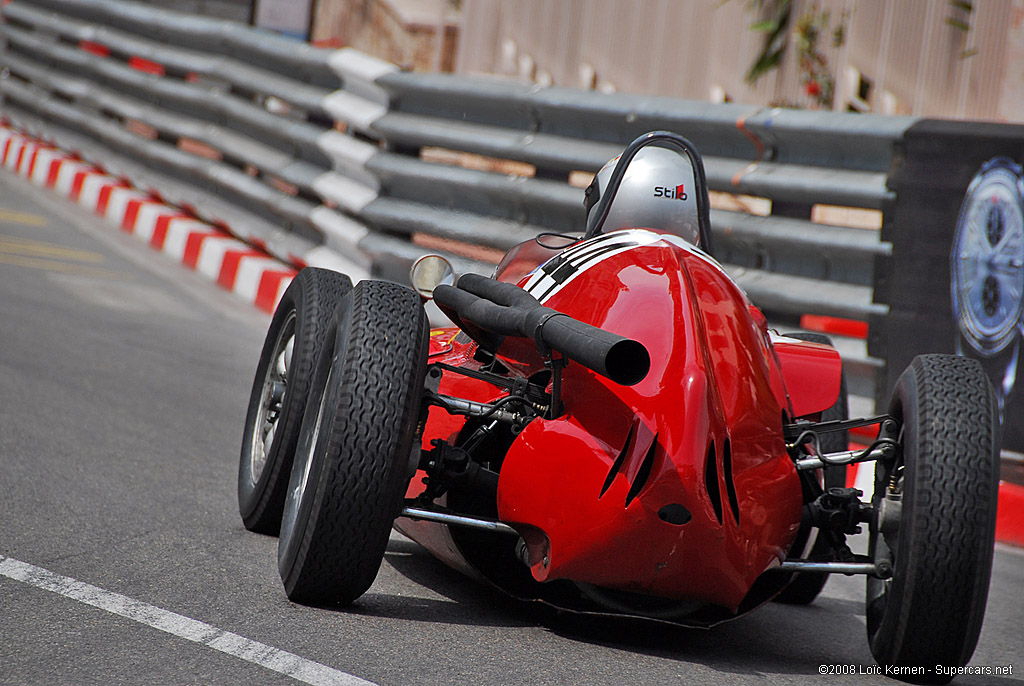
(653, 184, 688, 201)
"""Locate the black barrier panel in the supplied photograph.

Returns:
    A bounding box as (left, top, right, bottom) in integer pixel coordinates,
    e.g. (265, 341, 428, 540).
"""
(885, 119, 1024, 450)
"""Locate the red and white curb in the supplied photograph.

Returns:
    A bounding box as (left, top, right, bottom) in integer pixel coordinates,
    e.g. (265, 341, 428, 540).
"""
(0, 125, 296, 313)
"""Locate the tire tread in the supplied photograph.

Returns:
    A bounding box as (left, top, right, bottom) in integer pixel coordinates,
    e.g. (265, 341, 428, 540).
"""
(282, 280, 428, 605)
(869, 354, 999, 682)
(239, 267, 351, 534)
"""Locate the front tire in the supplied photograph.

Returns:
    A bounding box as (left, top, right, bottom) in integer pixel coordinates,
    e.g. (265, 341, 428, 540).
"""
(238, 268, 352, 534)
(866, 355, 999, 683)
(278, 280, 429, 606)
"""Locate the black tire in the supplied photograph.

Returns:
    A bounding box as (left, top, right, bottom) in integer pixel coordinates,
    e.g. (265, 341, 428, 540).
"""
(866, 355, 999, 683)
(774, 332, 849, 605)
(238, 267, 352, 535)
(277, 280, 429, 606)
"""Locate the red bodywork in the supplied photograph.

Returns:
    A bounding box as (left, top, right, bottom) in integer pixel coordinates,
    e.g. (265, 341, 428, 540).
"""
(399, 229, 842, 619)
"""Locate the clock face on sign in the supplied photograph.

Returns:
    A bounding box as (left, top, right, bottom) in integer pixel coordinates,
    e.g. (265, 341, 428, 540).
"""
(951, 159, 1024, 357)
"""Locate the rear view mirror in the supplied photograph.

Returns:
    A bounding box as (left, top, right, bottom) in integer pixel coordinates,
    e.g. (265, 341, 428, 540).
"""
(409, 254, 455, 299)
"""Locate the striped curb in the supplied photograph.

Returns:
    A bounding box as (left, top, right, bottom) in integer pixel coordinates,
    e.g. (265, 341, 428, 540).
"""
(0, 124, 295, 313)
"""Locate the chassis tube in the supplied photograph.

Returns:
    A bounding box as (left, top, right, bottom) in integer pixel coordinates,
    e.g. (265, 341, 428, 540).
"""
(777, 560, 884, 576)
(794, 444, 893, 471)
(433, 394, 524, 424)
(400, 506, 519, 535)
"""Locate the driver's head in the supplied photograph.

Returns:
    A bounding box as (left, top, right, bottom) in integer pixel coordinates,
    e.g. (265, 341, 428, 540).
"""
(584, 145, 701, 246)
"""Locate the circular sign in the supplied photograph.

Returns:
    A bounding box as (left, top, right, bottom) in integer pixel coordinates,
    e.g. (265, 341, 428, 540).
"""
(950, 158, 1024, 357)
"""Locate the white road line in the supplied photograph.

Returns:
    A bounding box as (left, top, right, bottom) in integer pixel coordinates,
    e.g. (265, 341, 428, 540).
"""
(0, 556, 375, 686)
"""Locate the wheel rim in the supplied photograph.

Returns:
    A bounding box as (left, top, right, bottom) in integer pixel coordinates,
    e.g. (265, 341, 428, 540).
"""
(249, 311, 296, 486)
(280, 359, 334, 547)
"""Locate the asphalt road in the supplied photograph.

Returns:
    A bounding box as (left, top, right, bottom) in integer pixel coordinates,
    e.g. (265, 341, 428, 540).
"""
(0, 169, 1021, 686)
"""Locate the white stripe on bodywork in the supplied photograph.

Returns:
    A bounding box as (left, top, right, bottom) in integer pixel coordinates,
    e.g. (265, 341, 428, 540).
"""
(521, 229, 712, 303)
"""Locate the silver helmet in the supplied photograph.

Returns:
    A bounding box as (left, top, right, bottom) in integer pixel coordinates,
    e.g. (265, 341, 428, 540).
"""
(585, 145, 702, 246)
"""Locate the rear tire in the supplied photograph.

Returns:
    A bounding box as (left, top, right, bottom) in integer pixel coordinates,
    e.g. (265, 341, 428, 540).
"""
(278, 280, 429, 605)
(238, 268, 352, 535)
(866, 355, 999, 683)
(775, 331, 848, 605)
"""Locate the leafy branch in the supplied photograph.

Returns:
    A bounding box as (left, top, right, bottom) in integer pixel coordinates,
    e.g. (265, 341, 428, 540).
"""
(744, 0, 792, 84)
(795, 5, 846, 108)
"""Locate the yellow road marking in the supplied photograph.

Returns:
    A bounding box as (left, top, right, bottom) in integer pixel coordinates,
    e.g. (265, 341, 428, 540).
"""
(0, 252, 130, 280)
(0, 208, 48, 226)
(0, 234, 105, 263)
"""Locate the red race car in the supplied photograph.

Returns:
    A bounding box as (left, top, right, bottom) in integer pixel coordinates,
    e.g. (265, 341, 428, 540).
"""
(238, 132, 1000, 684)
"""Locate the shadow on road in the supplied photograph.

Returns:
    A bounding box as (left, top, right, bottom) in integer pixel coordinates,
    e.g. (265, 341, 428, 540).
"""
(357, 536, 1017, 684)
(376, 536, 874, 680)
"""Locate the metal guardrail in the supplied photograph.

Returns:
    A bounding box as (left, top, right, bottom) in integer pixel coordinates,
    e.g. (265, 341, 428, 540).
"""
(0, 0, 909, 399)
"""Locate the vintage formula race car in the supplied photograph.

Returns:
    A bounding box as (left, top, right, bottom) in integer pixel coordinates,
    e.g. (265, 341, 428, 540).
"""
(237, 132, 1000, 684)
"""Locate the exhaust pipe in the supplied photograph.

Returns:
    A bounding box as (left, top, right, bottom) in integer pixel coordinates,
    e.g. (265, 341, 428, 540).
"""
(434, 274, 650, 386)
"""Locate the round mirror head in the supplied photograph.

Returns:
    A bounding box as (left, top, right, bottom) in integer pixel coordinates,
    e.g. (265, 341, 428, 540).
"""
(410, 254, 455, 298)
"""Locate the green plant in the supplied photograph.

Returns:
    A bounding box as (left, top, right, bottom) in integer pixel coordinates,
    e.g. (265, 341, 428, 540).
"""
(795, 5, 846, 108)
(744, 0, 792, 85)
(736, 0, 846, 109)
